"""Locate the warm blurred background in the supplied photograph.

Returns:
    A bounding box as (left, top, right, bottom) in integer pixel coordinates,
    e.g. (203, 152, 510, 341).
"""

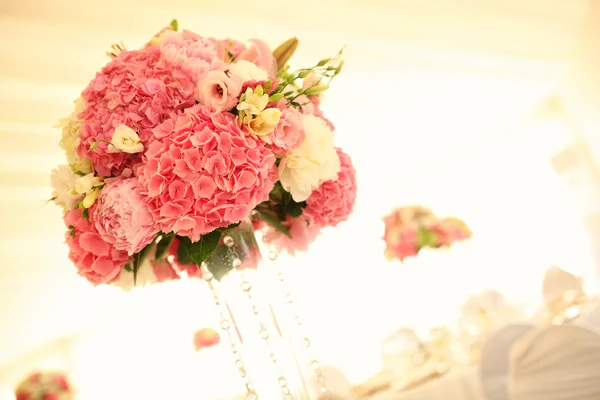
(2, 0, 600, 399)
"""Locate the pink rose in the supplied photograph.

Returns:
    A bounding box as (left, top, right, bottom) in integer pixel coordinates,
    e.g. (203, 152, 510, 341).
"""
(264, 216, 321, 256)
(270, 108, 305, 154)
(237, 39, 277, 78)
(195, 70, 242, 111)
(64, 208, 130, 285)
(91, 178, 159, 256)
(303, 148, 357, 228)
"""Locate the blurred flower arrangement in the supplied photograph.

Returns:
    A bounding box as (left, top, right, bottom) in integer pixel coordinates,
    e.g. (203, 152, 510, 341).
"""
(14, 371, 72, 400)
(382, 206, 472, 261)
(194, 327, 221, 351)
(50, 19, 357, 289)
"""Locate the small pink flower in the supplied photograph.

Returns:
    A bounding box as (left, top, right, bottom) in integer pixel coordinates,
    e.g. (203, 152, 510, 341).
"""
(303, 148, 357, 228)
(264, 216, 321, 256)
(64, 208, 130, 285)
(270, 107, 305, 154)
(195, 70, 242, 111)
(383, 226, 419, 262)
(194, 328, 221, 350)
(138, 105, 276, 241)
(16, 392, 30, 400)
(53, 375, 70, 390)
(91, 178, 159, 255)
(237, 39, 277, 78)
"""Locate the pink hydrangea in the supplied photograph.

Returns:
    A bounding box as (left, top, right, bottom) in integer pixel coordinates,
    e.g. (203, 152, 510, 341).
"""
(303, 148, 356, 228)
(159, 30, 226, 84)
(91, 177, 158, 255)
(264, 216, 321, 256)
(270, 107, 305, 154)
(80, 46, 196, 176)
(137, 105, 276, 241)
(64, 208, 130, 285)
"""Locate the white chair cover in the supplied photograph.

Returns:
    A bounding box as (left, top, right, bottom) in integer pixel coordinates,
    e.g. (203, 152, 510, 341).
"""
(478, 324, 535, 400)
(509, 324, 600, 400)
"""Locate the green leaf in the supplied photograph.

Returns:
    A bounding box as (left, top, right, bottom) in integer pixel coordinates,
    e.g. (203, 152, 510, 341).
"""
(257, 209, 291, 238)
(177, 236, 193, 264)
(81, 208, 89, 220)
(218, 222, 241, 232)
(280, 190, 306, 217)
(170, 19, 179, 31)
(264, 80, 272, 91)
(416, 228, 438, 249)
(155, 233, 174, 260)
(268, 93, 284, 102)
(88, 142, 99, 152)
(132, 242, 154, 285)
(74, 171, 87, 176)
(179, 231, 222, 266)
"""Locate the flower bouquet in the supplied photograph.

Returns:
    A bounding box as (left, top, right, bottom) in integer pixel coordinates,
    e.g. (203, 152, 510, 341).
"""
(50, 20, 357, 288)
(382, 206, 471, 262)
(15, 371, 72, 400)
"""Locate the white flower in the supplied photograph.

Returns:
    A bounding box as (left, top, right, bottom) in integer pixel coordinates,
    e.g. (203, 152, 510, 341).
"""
(228, 60, 268, 83)
(50, 165, 83, 212)
(246, 108, 281, 141)
(75, 173, 103, 195)
(237, 87, 269, 116)
(108, 124, 144, 154)
(58, 97, 92, 174)
(278, 114, 340, 202)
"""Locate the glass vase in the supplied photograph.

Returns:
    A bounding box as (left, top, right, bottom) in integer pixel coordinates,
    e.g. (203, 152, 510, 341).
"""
(201, 219, 322, 400)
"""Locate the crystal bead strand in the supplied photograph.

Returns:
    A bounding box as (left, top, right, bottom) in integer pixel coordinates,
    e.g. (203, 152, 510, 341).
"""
(223, 235, 295, 400)
(266, 247, 332, 399)
(202, 263, 258, 400)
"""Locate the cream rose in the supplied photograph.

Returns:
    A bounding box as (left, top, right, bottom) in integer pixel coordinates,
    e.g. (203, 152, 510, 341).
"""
(278, 114, 341, 202)
(228, 60, 269, 83)
(108, 125, 144, 154)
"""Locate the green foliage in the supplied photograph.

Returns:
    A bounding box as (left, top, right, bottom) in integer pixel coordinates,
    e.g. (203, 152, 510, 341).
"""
(177, 231, 222, 266)
(170, 19, 179, 31)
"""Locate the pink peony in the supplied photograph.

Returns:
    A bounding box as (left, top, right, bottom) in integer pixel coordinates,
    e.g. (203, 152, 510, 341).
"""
(270, 107, 305, 154)
(138, 106, 276, 241)
(303, 148, 356, 228)
(264, 216, 321, 256)
(91, 178, 158, 255)
(237, 39, 277, 78)
(80, 45, 196, 176)
(64, 208, 130, 285)
(195, 70, 242, 111)
(168, 238, 203, 278)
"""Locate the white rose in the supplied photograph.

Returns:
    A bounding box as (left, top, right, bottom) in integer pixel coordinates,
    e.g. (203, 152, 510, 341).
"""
(278, 114, 340, 202)
(109, 124, 144, 154)
(228, 60, 268, 83)
(50, 165, 83, 212)
(247, 108, 281, 140)
(237, 87, 269, 116)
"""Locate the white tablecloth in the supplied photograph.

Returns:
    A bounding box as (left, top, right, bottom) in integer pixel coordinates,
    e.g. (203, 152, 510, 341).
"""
(367, 367, 484, 400)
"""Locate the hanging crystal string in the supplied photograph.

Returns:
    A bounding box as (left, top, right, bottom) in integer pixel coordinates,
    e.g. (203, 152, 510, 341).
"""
(202, 263, 258, 400)
(224, 235, 296, 400)
(265, 246, 332, 399)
